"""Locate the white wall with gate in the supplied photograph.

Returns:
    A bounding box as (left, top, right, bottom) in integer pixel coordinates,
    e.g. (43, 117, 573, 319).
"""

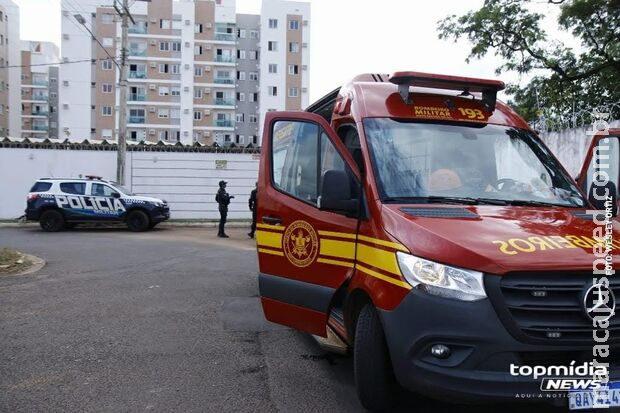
(0, 148, 259, 220)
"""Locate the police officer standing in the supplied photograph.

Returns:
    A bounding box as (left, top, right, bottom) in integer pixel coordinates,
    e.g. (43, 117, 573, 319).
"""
(248, 182, 257, 239)
(216, 180, 234, 238)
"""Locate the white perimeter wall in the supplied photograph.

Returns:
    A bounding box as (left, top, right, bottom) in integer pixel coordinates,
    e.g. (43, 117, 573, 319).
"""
(0, 148, 259, 220)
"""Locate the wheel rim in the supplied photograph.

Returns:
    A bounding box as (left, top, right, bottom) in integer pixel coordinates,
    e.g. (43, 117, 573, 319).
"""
(43, 216, 57, 230)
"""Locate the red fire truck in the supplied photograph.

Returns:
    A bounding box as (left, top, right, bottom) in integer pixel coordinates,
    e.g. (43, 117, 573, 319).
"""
(255, 71, 620, 410)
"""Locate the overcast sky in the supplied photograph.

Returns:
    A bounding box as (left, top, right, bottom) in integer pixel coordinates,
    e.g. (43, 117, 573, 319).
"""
(14, 0, 565, 102)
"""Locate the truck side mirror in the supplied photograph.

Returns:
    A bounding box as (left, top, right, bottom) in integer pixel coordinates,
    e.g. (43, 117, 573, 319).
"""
(588, 180, 618, 217)
(318, 169, 358, 216)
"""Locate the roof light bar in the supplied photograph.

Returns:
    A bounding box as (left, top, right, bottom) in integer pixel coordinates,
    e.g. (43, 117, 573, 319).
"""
(389, 71, 506, 112)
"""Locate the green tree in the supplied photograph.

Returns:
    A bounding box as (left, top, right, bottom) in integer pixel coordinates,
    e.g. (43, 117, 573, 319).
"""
(437, 0, 620, 123)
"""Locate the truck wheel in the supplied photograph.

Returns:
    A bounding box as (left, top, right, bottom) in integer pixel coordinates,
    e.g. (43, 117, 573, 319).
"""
(126, 210, 149, 232)
(354, 304, 396, 411)
(39, 210, 65, 232)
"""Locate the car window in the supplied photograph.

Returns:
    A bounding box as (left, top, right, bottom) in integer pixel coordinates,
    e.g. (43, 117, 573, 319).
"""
(30, 182, 52, 192)
(585, 136, 619, 196)
(59, 182, 86, 195)
(91, 183, 118, 197)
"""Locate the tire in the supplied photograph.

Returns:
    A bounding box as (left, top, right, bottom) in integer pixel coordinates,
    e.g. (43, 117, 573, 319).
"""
(126, 210, 150, 232)
(354, 304, 397, 411)
(39, 210, 65, 232)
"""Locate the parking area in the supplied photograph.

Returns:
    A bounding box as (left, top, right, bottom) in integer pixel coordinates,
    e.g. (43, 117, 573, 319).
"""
(0, 226, 561, 412)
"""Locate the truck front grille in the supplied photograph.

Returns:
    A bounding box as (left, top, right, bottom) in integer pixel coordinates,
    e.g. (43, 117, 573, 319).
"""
(489, 272, 620, 343)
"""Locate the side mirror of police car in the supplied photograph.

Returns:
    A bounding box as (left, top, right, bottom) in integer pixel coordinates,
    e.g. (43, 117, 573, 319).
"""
(588, 180, 618, 217)
(111, 192, 121, 199)
(318, 169, 358, 216)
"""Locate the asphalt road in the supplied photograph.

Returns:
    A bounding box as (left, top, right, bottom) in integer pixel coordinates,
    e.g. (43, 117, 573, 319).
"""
(0, 226, 566, 412)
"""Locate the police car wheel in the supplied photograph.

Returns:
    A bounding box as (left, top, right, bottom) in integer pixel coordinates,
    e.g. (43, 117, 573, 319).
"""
(354, 304, 397, 412)
(39, 210, 65, 232)
(126, 210, 150, 232)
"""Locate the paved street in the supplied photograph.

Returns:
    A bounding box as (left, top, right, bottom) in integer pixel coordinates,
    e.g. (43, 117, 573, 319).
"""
(0, 226, 563, 412)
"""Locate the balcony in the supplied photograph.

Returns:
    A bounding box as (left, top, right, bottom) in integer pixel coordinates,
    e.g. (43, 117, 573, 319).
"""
(214, 78, 234, 85)
(215, 98, 234, 106)
(31, 111, 49, 116)
(129, 93, 146, 101)
(214, 55, 235, 63)
(129, 48, 147, 57)
(214, 119, 233, 127)
(128, 71, 147, 79)
(32, 94, 48, 102)
(32, 124, 49, 131)
(128, 116, 145, 124)
(32, 78, 48, 86)
(128, 24, 148, 34)
(214, 33, 234, 42)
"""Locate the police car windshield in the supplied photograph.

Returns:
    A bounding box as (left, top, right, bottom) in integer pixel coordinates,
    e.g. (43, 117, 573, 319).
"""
(110, 183, 134, 196)
(363, 119, 586, 207)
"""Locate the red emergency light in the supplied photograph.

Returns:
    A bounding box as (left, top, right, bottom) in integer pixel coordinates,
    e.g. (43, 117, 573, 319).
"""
(389, 71, 506, 112)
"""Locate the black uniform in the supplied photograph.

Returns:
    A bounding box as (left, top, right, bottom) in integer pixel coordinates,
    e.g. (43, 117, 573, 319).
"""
(216, 182, 233, 237)
(248, 188, 257, 238)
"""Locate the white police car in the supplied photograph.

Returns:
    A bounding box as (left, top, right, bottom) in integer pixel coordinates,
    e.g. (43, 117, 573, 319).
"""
(25, 176, 170, 232)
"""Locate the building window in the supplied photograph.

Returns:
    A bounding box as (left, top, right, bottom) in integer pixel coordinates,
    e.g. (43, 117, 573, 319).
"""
(249, 93, 257, 102)
(193, 88, 203, 99)
(289, 42, 299, 53)
(171, 64, 180, 74)
(236, 113, 244, 123)
(172, 20, 181, 30)
(102, 83, 113, 93)
(159, 86, 169, 96)
(102, 128, 112, 138)
(236, 92, 245, 102)
(160, 19, 170, 29)
(194, 66, 203, 77)
(288, 87, 299, 97)
(172, 41, 181, 52)
(159, 41, 170, 51)
(102, 14, 113, 24)
(268, 86, 277, 96)
(248, 50, 258, 60)
(250, 30, 259, 39)
(159, 130, 169, 141)
(102, 106, 113, 116)
(252, 135, 258, 144)
(267, 41, 277, 51)
(268, 19, 277, 29)
(249, 72, 258, 81)
(237, 29, 246, 38)
(171, 108, 180, 119)
(158, 108, 169, 118)
(103, 37, 113, 47)
(159, 63, 169, 73)
(102, 60, 113, 70)
(171, 87, 181, 96)
(195, 23, 203, 33)
(193, 111, 202, 121)
(249, 115, 257, 123)
(288, 64, 299, 75)
(194, 45, 203, 55)
(289, 20, 299, 30)
(237, 71, 246, 81)
(268, 64, 277, 73)
(237, 49, 246, 59)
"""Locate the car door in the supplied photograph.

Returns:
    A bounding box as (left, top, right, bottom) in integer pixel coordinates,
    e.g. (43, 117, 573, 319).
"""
(89, 182, 125, 221)
(577, 131, 620, 215)
(257, 112, 362, 337)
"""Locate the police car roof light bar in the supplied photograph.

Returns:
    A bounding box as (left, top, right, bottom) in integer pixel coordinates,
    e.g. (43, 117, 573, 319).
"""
(85, 175, 103, 180)
(389, 71, 506, 111)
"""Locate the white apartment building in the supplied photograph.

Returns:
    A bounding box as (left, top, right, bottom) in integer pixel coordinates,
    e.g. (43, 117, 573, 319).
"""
(20, 41, 60, 139)
(258, 0, 310, 138)
(0, 0, 20, 138)
(59, 0, 310, 146)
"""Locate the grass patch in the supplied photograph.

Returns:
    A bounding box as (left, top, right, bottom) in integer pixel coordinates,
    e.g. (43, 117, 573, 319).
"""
(0, 248, 32, 275)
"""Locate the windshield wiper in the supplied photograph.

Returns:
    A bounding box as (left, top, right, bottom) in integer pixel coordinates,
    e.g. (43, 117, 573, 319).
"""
(506, 200, 570, 207)
(383, 196, 508, 205)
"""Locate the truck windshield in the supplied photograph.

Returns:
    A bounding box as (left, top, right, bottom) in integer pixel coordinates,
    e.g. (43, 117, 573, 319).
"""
(363, 118, 585, 207)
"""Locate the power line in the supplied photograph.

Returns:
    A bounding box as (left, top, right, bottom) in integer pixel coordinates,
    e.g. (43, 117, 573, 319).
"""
(0, 57, 117, 70)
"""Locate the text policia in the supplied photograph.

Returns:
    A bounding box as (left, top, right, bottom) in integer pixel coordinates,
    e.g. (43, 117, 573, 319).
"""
(588, 110, 615, 408)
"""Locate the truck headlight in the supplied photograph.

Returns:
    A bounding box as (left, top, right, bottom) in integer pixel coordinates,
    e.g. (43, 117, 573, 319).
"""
(396, 252, 486, 301)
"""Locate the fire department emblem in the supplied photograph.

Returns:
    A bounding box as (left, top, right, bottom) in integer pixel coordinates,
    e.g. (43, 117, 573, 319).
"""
(283, 220, 319, 268)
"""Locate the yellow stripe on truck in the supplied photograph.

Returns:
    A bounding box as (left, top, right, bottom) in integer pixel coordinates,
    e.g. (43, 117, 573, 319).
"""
(357, 235, 409, 252)
(357, 243, 402, 277)
(258, 248, 284, 257)
(256, 230, 283, 249)
(317, 257, 354, 268)
(357, 264, 411, 289)
(320, 239, 356, 260)
(257, 223, 284, 231)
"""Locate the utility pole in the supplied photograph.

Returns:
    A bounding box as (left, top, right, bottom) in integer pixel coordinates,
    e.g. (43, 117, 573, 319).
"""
(116, 0, 131, 185)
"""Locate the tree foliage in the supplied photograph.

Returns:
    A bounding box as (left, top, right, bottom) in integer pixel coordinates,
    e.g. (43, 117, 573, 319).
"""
(438, 0, 620, 122)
